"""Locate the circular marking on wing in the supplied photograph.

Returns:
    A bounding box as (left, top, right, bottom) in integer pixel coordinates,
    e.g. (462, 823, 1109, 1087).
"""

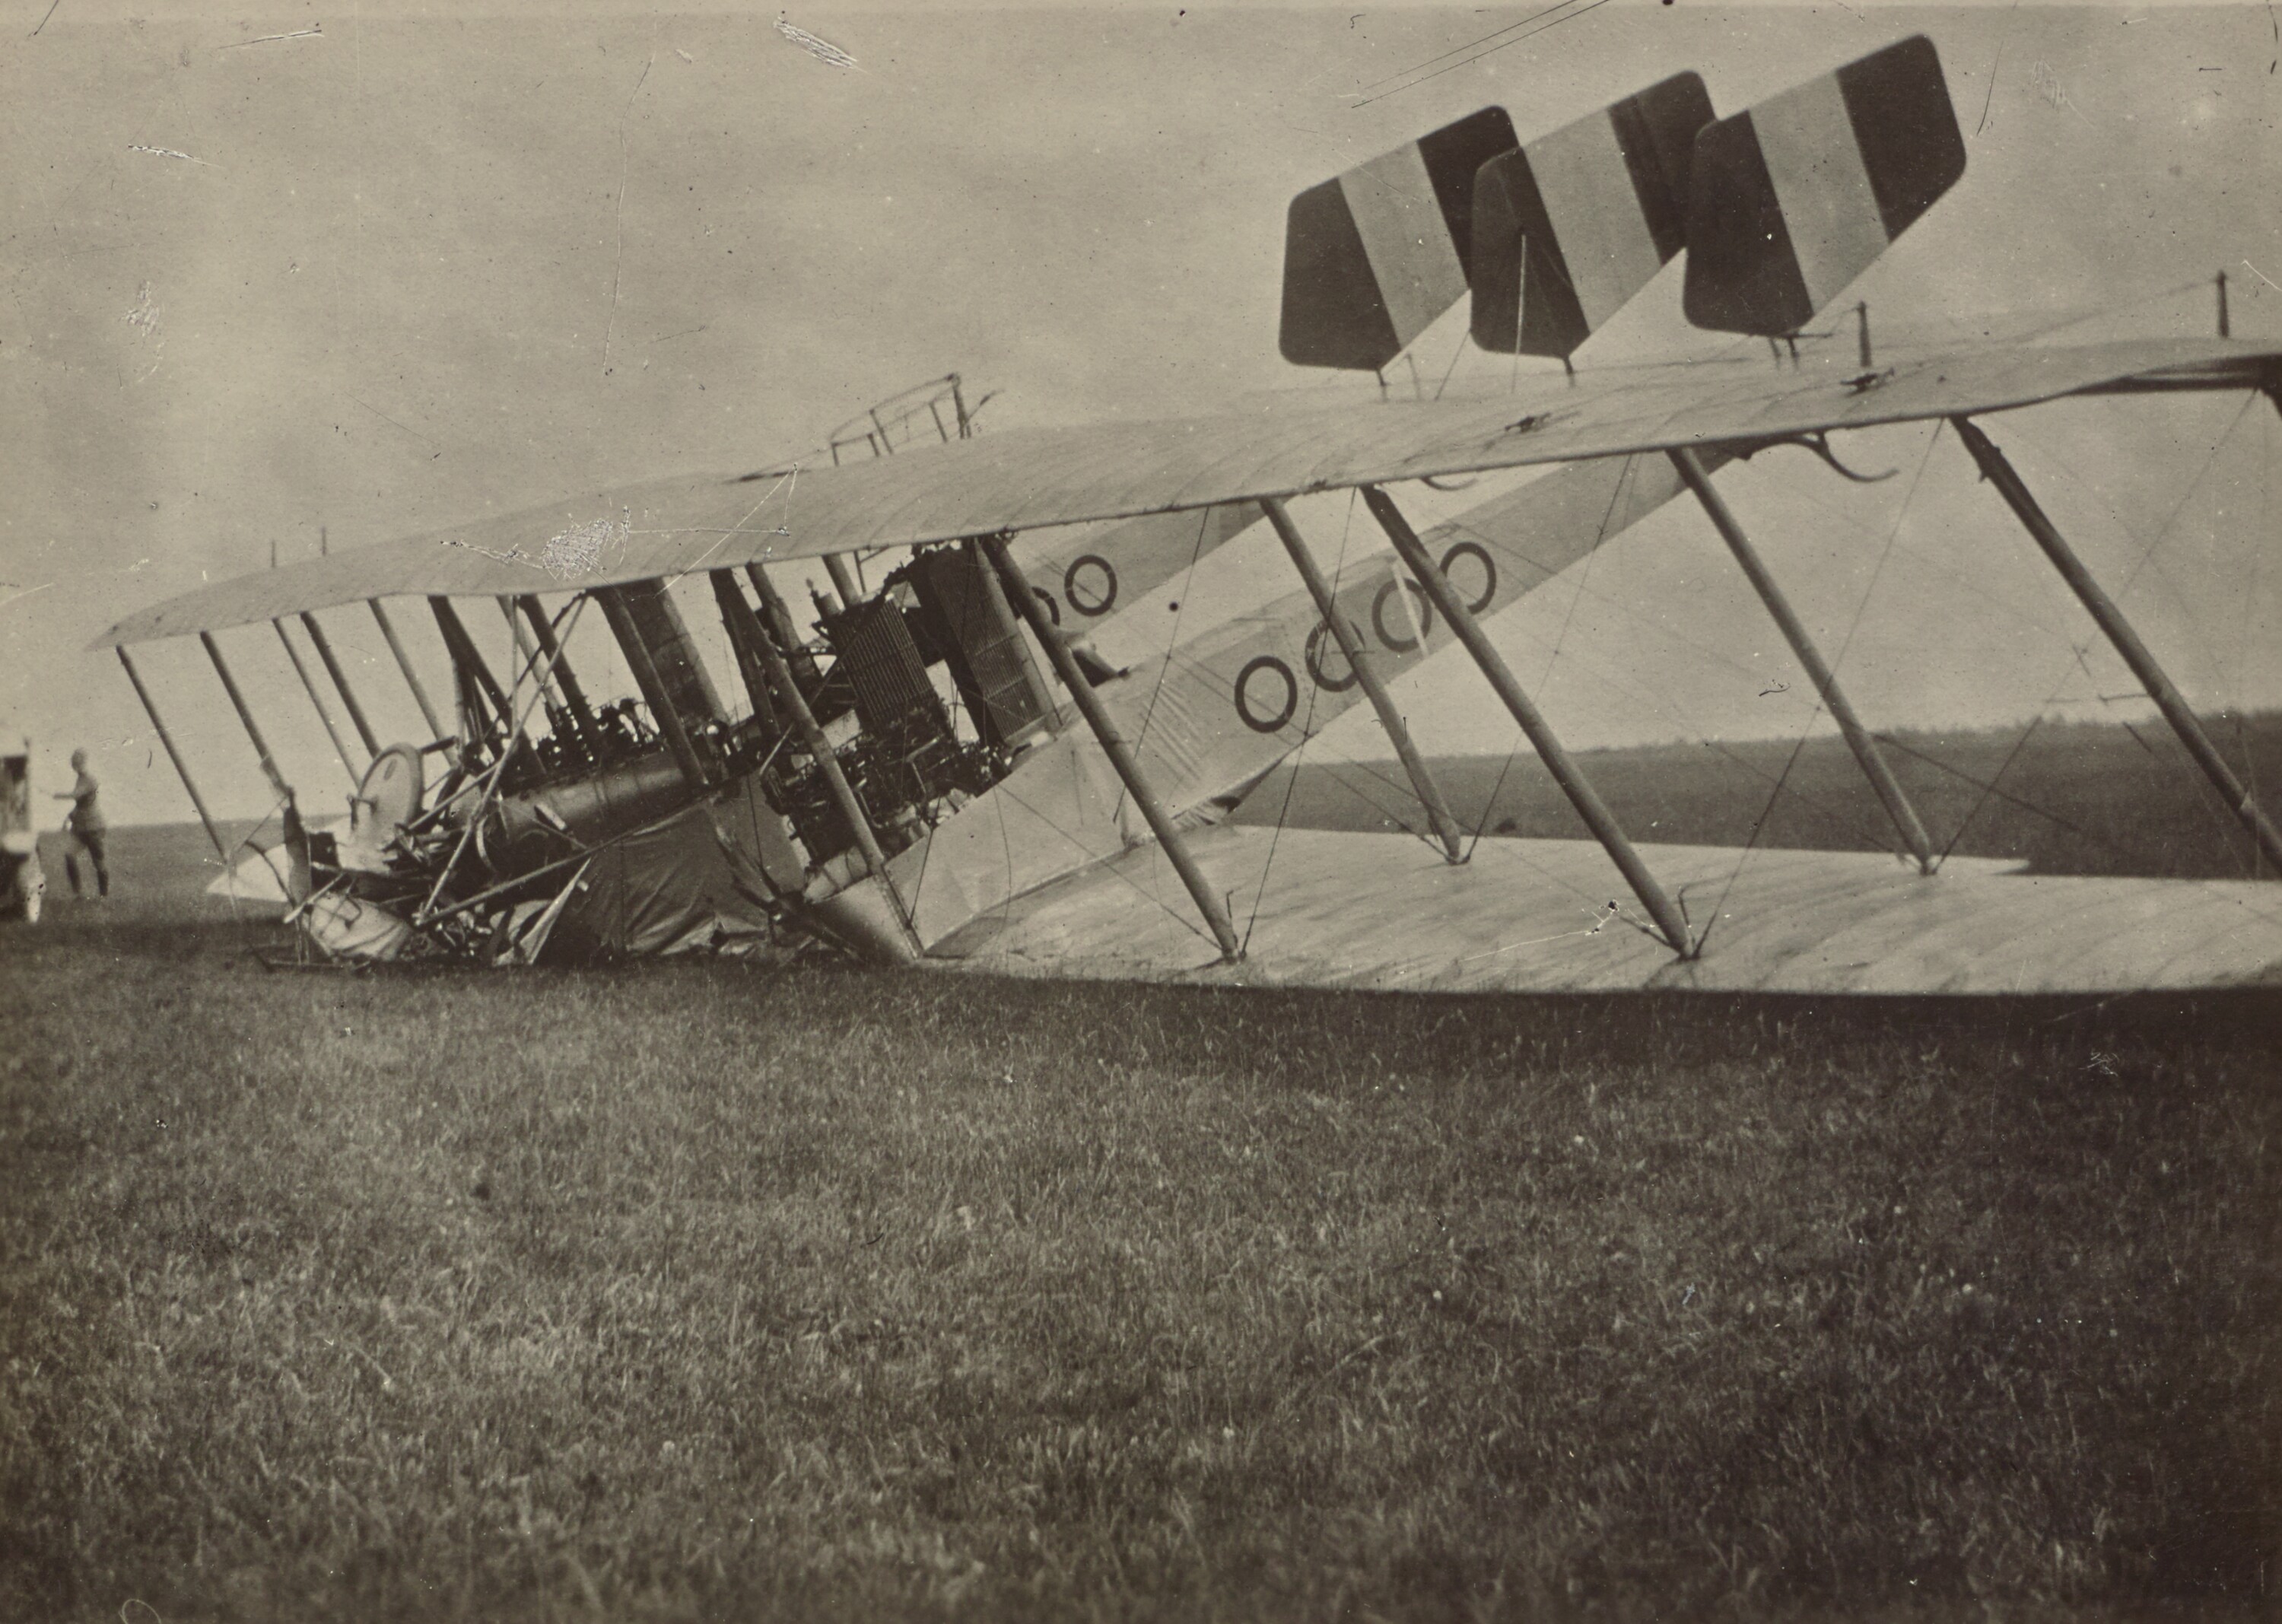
(1063, 555, 1118, 617)
(1032, 585, 1061, 626)
(1371, 578, 1435, 652)
(1438, 541, 1497, 615)
(1235, 655, 1300, 734)
(1304, 619, 1361, 692)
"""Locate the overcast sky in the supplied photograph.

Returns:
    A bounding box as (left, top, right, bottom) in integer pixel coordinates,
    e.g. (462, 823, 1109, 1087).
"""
(4, 2, 2277, 824)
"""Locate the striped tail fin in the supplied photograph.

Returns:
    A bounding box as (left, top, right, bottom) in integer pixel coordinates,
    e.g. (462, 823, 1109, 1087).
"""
(1469, 72, 1715, 358)
(1683, 35, 1965, 336)
(1279, 106, 1518, 372)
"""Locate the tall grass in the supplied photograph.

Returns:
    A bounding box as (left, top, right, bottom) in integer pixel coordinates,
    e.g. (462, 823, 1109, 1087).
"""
(5, 875, 2278, 1620)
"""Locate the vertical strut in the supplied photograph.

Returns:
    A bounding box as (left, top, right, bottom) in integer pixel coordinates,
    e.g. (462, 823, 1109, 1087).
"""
(516, 595, 598, 746)
(981, 532, 1243, 961)
(116, 647, 227, 863)
(1668, 447, 1934, 872)
(710, 570, 783, 729)
(1362, 485, 1695, 956)
(274, 619, 361, 788)
(1260, 497, 1465, 863)
(298, 614, 379, 756)
(744, 564, 803, 653)
(497, 596, 548, 702)
(367, 599, 446, 741)
(596, 585, 711, 793)
(427, 598, 513, 729)
(824, 553, 865, 608)
(708, 568, 911, 934)
(966, 537, 1063, 728)
(199, 631, 294, 806)
(1951, 415, 2282, 876)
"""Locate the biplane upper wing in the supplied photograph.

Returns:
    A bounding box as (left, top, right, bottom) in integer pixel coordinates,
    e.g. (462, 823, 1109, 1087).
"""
(92, 334, 2281, 649)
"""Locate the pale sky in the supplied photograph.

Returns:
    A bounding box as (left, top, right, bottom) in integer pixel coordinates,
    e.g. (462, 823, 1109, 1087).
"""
(3, 2, 2277, 823)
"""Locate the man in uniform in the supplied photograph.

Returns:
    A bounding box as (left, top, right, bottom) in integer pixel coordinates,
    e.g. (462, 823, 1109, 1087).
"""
(53, 748, 109, 898)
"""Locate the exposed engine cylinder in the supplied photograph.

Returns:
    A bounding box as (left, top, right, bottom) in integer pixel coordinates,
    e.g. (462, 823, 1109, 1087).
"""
(474, 749, 695, 872)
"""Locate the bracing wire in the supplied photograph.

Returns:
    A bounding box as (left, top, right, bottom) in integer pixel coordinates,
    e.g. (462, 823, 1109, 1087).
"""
(1350, 0, 1578, 92)
(1462, 736, 1524, 863)
(1432, 516, 1898, 856)
(994, 777, 1211, 946)
(1241, 491, 1358, 953)
(1868, 733, 2122, 869)
(1934, 715, 2041, 871)
(1440, 451, 1640, 869)
(1114, 505, 1222, 826)
(1351, 0, 1614, 109)
(1431, 322, 1470, 404)
(1966, 392, 2261, 862)
(1696, 424, 1947, 945)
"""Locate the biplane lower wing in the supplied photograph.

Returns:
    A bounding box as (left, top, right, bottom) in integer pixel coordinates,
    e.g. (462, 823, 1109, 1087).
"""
(91, 335, 2280, 649)
(931, 827, 2282, 996)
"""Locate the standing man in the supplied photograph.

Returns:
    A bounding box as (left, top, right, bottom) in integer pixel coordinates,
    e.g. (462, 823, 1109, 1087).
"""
(53, 748, 109, 898)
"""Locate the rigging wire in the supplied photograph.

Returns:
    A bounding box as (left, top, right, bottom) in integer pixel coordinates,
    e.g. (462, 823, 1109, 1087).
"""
(1352, 0, 1613, 110)
(1462, 736, 1524, 863)
(1351, 0, 1578, 92)
(995, 777, 1211, 946)
(1934, 715, 2042, 871)
(1119, 504, 1222, 809)
(1965, 393, 2261, 865)
(1429, 512, 1898, 855)
(1241, 492, 1357, 953)
(1745, 436, 2087, 647)
(2235, 408, 2273, 876)
(1431, 321, 1470, 403)
(1450, 462, 1634, 864)
(1694, 425, 1946, 947)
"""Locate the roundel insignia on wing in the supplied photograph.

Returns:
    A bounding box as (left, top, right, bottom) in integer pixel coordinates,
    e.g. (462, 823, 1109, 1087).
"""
(1064, 555, 1118, 617)
(1235, 655, 1301, 733)
(1371, 578, 1435, 652)
(1438, 541, 1497, 615)
(1032, 585, 1061, 626)
(1305, 619, 1362, 692)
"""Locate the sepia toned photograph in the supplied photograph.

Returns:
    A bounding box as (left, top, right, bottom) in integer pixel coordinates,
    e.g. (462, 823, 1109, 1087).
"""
(4, 0, 2277, 1616)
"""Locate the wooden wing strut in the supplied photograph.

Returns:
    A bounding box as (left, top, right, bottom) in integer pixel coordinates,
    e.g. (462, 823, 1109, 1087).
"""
(980, 532, 1244, 961)
(116, 646, 227, 863)
(1952, 415, 2282, 876)
(299, 612, 380, 758)
(1362, 485, 1696, 957)
(369, 599, 447, 742)
(274, 618, 361, 790)
(1261, 497, 1466, 864)
(1668, 448, 1933, 872)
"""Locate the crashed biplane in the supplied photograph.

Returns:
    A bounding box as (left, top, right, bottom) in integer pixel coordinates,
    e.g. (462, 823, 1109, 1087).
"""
(97, 36, 2282, 992)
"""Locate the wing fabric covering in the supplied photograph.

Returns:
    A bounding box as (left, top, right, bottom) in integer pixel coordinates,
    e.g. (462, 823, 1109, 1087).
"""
(1684, 35, 1966, 336)
(1470, 73, 1714, 358)
(887, 453, 1687, 952)
(536, 782, 789, 963)
(933, 825, 2282, 994)
(93, 336, 2282, 647)
(1279, 106, 1519, 371)
(1018, 502, 1261, 625)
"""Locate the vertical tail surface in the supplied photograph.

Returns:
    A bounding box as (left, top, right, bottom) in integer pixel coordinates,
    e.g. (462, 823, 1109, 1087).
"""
(1683, 35, 1964, 335)
(1470, 72, 1714, 358)
(1279, 106, 1519, 371)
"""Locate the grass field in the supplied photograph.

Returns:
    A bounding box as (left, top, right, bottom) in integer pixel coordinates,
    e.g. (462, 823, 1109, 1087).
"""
(5, 809, 2280, 1620)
